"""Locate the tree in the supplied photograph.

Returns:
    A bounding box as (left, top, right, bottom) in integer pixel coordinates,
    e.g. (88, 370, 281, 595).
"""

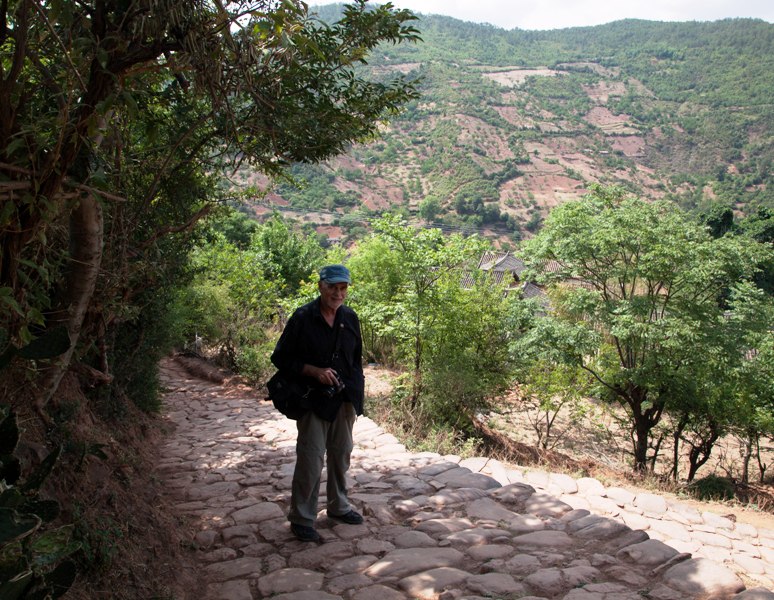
(349, 214, 491, 410)
(520, 361, 592, 451)
(733, 330, 774, 484)
(507, 298, 597, 452)
(419, 196, 442, 222)
(521, 185, 773, 473)
(699, 203, 735, 238)
(738, 208, 774, 296)
(251, 213, 325, 297)
(420, 264, 514, 428)
(0, 0, 420, 416)
(345, 235, 405, 364)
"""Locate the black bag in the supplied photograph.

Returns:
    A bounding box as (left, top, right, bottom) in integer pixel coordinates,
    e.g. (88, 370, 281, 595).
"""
(266, 371, 312, 420)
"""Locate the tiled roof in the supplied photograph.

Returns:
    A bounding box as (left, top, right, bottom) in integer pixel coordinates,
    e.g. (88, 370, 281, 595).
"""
(478, 251, 527, 276)
(465, 251, 594, 303)
(521, 281, 546, 300)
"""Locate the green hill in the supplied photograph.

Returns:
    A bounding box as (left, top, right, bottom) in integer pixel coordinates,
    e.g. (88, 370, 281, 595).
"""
(244, 8, 774, 246)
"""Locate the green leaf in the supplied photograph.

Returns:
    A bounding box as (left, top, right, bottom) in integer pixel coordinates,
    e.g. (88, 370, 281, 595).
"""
(0, 507, 41, 545)
(30, 525, 81, 568)
(0, 294, 24, 318)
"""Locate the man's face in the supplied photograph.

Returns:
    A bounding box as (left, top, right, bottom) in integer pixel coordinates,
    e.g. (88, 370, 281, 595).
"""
(319, 281, 349, 312)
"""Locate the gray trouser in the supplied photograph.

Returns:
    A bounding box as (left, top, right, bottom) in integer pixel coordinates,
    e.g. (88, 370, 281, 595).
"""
(288, 402, 356, 527)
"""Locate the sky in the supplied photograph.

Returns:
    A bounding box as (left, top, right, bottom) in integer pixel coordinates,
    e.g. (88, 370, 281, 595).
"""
(323, 0, 774, 31)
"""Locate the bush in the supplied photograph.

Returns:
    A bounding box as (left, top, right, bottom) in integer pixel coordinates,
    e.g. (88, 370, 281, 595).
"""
(365, 385, 483, 459)
(687, 474, 736, 502)
(234, 341, 275, 386)
(106, 287, 183, 414)
(0, 408, 80, 599)
(171, 281, 235, 350)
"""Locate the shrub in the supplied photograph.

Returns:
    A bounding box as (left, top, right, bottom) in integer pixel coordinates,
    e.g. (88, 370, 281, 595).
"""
(687, 474, 736, 502)
(234, 341, 275, 386)
(0, 407, 80, 599)
(107, 287, 182, 414)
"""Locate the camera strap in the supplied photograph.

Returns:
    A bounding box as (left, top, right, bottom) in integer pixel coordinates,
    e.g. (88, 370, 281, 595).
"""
(329, 319, 343, 369)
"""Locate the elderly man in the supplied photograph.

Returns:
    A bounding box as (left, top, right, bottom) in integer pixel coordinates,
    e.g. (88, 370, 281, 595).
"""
(270, 264, 365, 542)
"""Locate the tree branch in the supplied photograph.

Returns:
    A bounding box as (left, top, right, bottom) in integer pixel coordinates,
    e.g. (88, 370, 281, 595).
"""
(0, 162, 127, 202)
(136, 204, 213, 252)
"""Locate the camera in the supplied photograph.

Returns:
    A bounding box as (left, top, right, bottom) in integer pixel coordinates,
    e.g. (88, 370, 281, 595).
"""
(321, 374, 345, 399)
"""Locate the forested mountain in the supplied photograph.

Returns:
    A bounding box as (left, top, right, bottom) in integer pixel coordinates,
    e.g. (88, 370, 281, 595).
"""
(247, 8, 773, 246)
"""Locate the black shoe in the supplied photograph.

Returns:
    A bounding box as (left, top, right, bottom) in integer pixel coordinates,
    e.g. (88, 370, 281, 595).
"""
(327, 509, 363, 525)
(290, 523, 321, 542)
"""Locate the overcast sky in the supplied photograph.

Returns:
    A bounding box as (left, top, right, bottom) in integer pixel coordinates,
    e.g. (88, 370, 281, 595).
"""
(324, 0, 774, 31)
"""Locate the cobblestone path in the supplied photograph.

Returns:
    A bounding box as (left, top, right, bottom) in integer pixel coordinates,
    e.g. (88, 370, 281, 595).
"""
(156, 357, 774, 600)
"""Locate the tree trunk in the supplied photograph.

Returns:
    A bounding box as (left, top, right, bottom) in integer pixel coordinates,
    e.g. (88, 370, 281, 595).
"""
(410, 313, 422, 409)
(755, 436, 768, 483)
(740, 434, 753, 486)
(631, 409, 651, 473)
(623, 388, 653, 473)
(671, 413, 689, 481)
(686, 421, 721, 482)
(35, 193, 103, 415)
(648, 432, 664, 472)
(627, 387, 664, 473)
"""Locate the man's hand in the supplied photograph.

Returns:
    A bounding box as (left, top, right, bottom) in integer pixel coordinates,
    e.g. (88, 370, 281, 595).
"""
(302, 365, 339, 386)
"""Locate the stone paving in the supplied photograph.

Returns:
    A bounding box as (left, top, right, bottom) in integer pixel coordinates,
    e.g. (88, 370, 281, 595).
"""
(156, 358, 774, 600)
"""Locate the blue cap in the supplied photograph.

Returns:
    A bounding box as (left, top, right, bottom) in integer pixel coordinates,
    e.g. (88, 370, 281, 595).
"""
(319, 264, 351, 284)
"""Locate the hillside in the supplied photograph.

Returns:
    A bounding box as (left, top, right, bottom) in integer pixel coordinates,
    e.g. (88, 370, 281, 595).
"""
(242, 10, 774, 246)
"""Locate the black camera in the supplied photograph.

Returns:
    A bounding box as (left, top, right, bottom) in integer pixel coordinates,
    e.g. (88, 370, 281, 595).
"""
(321, 374, 345, 399)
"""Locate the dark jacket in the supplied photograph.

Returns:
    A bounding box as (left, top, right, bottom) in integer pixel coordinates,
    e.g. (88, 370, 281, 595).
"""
(270, 298, 365, 421)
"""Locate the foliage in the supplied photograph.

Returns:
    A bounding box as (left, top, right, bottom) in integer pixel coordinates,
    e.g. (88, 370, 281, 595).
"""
(1, 0, 421, 410)
(346, 235, 405, 365)
(250, 214, 325, 297)
(182, 233, 274, 370)
(177, 211, 330, 380)
(687, 474, 736, 502)
(210, 209, 260, 250)
(420, 269, 514, 426)
(358, 214, 484, 403)
(348, 214, 512, 432)
(366, 378, 483, 458)
(234, 341, 277, 387)
(0, 408, 79, 600)
(520, 185, 774, 473)
(0, 3, 422, 594)
(732, 332, 774, 483)
(738, 208, 774, 295)
(105, 285, 185, 414)
(71, 512, 124, 574)
(519, 361, 593, 451)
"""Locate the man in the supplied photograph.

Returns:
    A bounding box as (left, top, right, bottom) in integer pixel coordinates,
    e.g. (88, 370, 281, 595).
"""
(270, 264, 365, 542)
